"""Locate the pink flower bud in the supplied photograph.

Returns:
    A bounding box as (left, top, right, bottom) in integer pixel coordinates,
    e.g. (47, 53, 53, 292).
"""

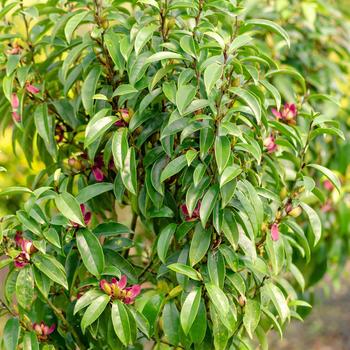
(271, 223, 279, 241)
(323, 180, 334, 191)
(264, 134, 277, 153)
(12, 111, 21, 123)
(92, 166, 104, 182)
(25, 83, 40, 94)
(272, 103, 297, 125)
(11, 93, 19, 109)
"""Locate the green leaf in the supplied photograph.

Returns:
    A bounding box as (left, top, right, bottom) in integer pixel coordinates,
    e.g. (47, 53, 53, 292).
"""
(189, 299, 207, 344)
(189, 223, 211, 266)
(42, 228, 61, 248)
(228, 33, 253, 53)
(167, 263, 202, 281)
(34, 104, 57, 160)
(180, 287, 202, 335)
(93, 221, 131, 237)
(300, 202, 322, 246)
(0, 186, 32, 197)
(176, 84, 197, 115)
(77, 228, 105, 277)
(16, 210, 41, 236)
(157, 223, 177, 264)
(81, 294, 110, 333)
(33, 268, 51, 298)
(65, 11, 89, 43)
(220, 165, 242, 188)
(3, 317, 20, 350)
(208, 251, 225, 288)
(204, 63, 222, 96)
(135, 24, 157, 55)
(22, 331, 39, 350)
(263, 283, 289, 324)
(200, 185, 219, 227)
(145, 51, 186, 64)
(205, 283, 235, 331)
(85, 115, 117, 148)
(307, 164, 341, 193)
(121, 147, 138, 195)
(112, 84, 138, 96)
(246, 18, 290, 47)
(230, 87, 261, 123)
(76, 182, 113, 203)
(111, 299, 136, 346)
(214, 136, 231, 174)
(55, 192, 85, 226)
(266, 69, 306, 94)
(82, 66, 102, 116)
(32, 253, 68, 290)
(260, 79, 281, 111)
(23, 331, 39, 350)
(162, 301, 180, 345)
(160, 155, 187, 182)
(74, 289, 104, 314)
(112, 128, 129, 169)
(16, 266, 34, 309)
(243, 299, 261, 338)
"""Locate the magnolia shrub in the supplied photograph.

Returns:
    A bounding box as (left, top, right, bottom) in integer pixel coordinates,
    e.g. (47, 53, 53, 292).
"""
(0, 0, 345, 349)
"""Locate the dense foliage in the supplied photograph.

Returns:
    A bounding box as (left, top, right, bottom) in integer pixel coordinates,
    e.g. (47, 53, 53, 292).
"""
(0, 0, 348, 349)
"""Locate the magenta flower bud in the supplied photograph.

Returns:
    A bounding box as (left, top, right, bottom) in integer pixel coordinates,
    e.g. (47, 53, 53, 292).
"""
(12, 111, 21, 123)
(99, 275, 141, 303)
(181, 201, 201, 221)
(264, 135, 277, 153)
(271, 223, 279, 241)
(272, 103, 297, 125)
(11, 93, 19, 109)
(115, 119, 127, 127)
(26, 83, 40, 94)
(323, 179, 334, 191)
(14, 252, 30, 268)
(100, 279, 112, 295)
(15, 230, 23, 246)
(21, 239, 37, 255)
(33, 322, 55, 341)
(92, 166, 104, 182)
(124, 285, 141, 304)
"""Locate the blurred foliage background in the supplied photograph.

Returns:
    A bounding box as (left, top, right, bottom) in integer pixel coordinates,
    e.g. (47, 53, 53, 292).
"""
(0, 0, 350, 348)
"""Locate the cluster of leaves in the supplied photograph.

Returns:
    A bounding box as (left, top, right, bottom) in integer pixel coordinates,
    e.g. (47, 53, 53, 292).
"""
(0, 0, 347, 349)
(249, 0, 350, 289)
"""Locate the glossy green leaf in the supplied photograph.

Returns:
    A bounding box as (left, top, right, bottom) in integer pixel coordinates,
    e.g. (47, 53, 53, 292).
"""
(77, 228, 105, 277)
(32, 253, 68, 290)
(214, 136, 231, 174)
(167, 263, 202, 281)
(230, 87, 261, 123)
(65, 11, 89, 43)
(135, 24, 157, 55)
(77, 182, 113, 203)
(160, 155, 187, 182)
(300, 202, 322, 246)
(111, 299, 136, 346)
(16, 266, 34, 309)
(81, 294, 110, 333)
(246, 18, 290, 47)
(180, 287, 201, 335)
(176, 84, 197, 115)
(204, 62, 222, 96)
(200, 185, 219, 227)
(82, 66, 102, 116)
(307, 164, 341, 193)
(189, 223, 211, 266)
(112, 127, 129, 169)
(3, 317, 20, 350)
(157, 223, 177, 264)
(55, 192, 85, 226)
(243, 299, 261, 338)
